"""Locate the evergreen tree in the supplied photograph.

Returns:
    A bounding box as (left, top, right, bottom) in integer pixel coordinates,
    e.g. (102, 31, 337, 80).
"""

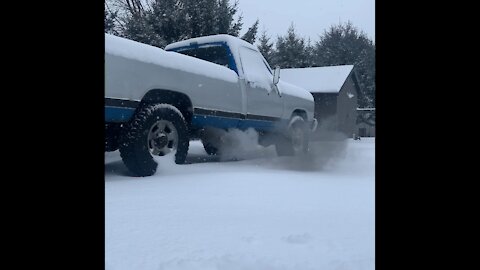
(182, 0, 216, 38)
(257, 29, 275, 65)
(124, 12, 167, 48)
(114, 0, 244, 48)
(304, 37, 315, 67)
(105, 9, 117, 34)
(105, 2, 120, 34)
(216, 0, 243, 36)
(314, 21, 375, 107)
(241, 19, 259, 44)
(216, 0, 231, 34)
(147, 0, 188, 45)
(274, 23, 308, 68)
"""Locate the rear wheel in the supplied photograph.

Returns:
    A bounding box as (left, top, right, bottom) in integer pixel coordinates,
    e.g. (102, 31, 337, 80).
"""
(200, 128, 224, 156)
(119, 104, 189, 176)
(202, 140, 219, 155)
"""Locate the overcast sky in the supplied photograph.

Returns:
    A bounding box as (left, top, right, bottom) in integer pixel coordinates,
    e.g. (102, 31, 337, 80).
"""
(237, 0, 375, 43)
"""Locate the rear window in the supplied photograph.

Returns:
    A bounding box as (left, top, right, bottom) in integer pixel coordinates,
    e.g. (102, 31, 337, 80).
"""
(176, 45, 232, 71)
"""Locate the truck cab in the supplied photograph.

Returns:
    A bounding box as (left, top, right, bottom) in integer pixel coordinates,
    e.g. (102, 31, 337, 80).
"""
(164, 35, 313, 131)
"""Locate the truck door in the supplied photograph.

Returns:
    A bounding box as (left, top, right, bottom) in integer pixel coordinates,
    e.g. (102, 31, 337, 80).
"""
(238, 47, 284, 130)
(172, 43, 242, 129)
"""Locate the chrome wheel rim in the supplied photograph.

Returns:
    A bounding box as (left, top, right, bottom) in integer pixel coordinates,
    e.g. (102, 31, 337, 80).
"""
(147, 120, 178, 156)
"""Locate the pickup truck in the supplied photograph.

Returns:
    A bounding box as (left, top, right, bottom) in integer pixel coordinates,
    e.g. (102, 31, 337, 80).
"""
(105, 33, 318, 176)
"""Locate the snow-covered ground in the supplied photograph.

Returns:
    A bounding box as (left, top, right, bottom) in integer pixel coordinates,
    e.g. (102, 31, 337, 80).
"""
(105, 138, 375, 270)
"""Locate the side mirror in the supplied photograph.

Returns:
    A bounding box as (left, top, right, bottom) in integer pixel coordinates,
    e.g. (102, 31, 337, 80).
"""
(273, 66, 280, 85)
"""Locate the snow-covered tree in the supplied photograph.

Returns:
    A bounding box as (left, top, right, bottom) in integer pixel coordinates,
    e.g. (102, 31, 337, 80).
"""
(105, 9, 116, 34)
(146, 0, 188, 45)
(105, 2, 121, 35)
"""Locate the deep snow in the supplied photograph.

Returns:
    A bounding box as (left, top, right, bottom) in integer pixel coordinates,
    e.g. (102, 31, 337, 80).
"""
(105, 138, 375, 270)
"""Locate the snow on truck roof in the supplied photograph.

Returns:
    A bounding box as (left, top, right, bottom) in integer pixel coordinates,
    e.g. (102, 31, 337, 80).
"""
(281, 65, 354, 93)
(164, 34, 259, 52)
(105, 34, 238, 83)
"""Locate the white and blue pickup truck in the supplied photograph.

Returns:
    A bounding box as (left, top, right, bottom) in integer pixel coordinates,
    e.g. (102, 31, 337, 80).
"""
(105, 33, 317, 176)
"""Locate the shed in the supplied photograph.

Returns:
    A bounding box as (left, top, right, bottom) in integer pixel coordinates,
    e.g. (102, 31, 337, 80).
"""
(281, 65, 361, 139)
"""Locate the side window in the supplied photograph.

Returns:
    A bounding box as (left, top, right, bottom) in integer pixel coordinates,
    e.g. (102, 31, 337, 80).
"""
(239, 47, 272, 86)
(177, 45, 231, 70)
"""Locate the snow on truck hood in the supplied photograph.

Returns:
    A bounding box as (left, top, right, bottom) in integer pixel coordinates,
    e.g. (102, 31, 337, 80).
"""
(105, 34, 238, 83)
(278, 80, 314, 102)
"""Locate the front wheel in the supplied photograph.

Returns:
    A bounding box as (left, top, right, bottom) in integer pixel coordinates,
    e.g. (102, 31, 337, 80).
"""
(275, 116, 309, 156)
(119, 104, 189, 177)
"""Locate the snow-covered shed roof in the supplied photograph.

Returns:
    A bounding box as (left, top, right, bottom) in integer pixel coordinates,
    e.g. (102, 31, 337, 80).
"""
(281, 65, 355, 93)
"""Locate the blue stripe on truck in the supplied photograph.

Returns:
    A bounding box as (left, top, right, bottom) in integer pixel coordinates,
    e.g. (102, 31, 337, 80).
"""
(192, 114, 239, 129)
(105, 106, 135, 122)
(105, 105, 282, 131)
(192, 115, 276, 131)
